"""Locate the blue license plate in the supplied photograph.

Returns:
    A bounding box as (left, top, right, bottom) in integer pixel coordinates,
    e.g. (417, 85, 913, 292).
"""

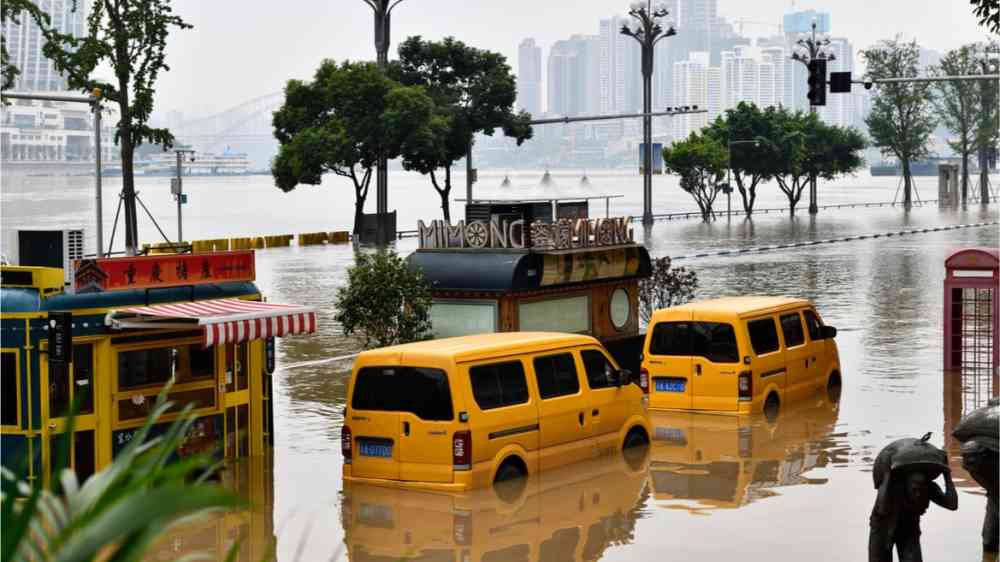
(655, 427, 687, 445)
(359, 441, 393, 458)
(655, 378, 686, 393)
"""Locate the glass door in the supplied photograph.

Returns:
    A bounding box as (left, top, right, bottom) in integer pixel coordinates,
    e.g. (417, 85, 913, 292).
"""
(44, 342, 99, 483)
(223, 342, 251, 459)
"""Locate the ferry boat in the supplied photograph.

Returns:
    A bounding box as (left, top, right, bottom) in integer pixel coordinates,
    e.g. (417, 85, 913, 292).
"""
(0, 246, 315, 485)
(141, 149, 253, 176)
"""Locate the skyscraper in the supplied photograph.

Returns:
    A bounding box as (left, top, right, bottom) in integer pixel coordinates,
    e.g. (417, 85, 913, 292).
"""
(819, 38, 854, 128)
(600, 16, 640, 114)
(672, 51, 709, 139)
(547, 35, 600, 117)
(2, 0, 86, 91)
(517, 38, 542, 116)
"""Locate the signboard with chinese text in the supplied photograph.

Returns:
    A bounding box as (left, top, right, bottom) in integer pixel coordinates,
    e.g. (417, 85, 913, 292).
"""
(417, 217, 634, 251)
(74, 250, 255, 293)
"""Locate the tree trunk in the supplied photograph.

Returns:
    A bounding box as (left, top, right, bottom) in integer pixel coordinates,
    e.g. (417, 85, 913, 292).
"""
(118, 94, 139, 255)
(353, 187, 366, 235)
(980, 147, 990, 204)
(787, 178, 799, 215)
(961, 149, 970, 204)
(440, 167, 453, 223)
(902, 159, 913, 209)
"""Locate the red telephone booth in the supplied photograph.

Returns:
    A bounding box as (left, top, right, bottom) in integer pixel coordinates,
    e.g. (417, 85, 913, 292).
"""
(944, 248, 1000, 374)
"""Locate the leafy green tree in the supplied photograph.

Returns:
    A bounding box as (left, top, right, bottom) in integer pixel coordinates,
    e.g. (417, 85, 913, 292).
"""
(703, 102, 776, 216)
(40, 0, 191, 254)
(392, 36, 533, 222)
(272, 60, 435, 234)
(1, 1, 51, 90)
(932, 43, 988, 203)
(863, 37, 936, 209)
(638, 256, 697, 324)
(971, 0, 1000, 33)
(335, 250, 432, 348)
(662, 132, 728, 222)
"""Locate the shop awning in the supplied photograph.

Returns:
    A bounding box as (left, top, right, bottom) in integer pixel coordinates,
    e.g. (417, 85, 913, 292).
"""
(106, 298, 317, 346)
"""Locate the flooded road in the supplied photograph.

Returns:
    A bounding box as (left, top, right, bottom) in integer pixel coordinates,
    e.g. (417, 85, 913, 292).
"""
(2, 172, 999, 560)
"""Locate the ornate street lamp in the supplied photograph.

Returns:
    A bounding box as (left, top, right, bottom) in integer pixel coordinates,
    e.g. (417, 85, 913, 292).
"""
(364, 0, 406, 243)
(791, 19, 836, 215)
(620, 0, 676, 226)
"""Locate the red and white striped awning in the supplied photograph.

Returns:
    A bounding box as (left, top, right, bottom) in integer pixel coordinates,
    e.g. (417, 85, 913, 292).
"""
(106, 298, 317, 347)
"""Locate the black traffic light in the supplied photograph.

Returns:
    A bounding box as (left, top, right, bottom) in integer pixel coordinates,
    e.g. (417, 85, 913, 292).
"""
(829, 71, 852, 93)
(807, 59, 827, 106)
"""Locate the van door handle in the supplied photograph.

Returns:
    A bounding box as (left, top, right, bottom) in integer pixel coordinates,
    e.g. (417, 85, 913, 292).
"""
(403, 421, 410, 436)
(578, 412, 584, 426)
(592, 409, 599, 417)
(805, 359, 809, 368)
(695, 364, 702, 376)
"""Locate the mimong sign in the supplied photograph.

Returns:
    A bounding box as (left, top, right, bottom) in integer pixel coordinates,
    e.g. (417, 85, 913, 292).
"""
(417, 217, 634, 250)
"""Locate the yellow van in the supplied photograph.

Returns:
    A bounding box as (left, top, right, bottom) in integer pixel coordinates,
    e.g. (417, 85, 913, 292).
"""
(343, 332, 652, 491)
(640, 297, 840, 415)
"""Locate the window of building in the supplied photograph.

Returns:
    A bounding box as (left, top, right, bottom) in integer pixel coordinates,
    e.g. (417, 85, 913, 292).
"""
(225, 343, 248, 392)
(747, 318, 781, 355)
(780, 313, 805, 348)
(429, 301, 497, 338)
(2, 352, 19, 426)
(519, 295, 590, 334)
(533, 353, 580, 399)
(581, 349, 616, 389)
(803, 309, 823, 341)
(352, 367, 454, 421)
(72, 344, 94, 415)
(470, 361, 529, 410)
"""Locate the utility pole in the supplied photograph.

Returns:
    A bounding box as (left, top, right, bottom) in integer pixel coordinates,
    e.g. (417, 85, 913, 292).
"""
(791, 20, 836, 215)
(621, 0, 677, 226)
(172, 149, 195, 243)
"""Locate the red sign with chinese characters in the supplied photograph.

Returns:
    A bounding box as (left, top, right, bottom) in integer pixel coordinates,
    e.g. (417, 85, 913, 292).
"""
(73, 251, 255, 293)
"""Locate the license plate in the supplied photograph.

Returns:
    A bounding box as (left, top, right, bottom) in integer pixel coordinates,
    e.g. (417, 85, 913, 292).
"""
(655, 427, 687, 445)
(359, 441, 393, 458)
(655, 378, 686, 393)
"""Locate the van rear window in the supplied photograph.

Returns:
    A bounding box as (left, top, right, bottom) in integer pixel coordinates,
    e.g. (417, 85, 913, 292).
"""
(650, 321, 739, 363)
(649, 322, 692, 356)
(351, 367, 453, 421)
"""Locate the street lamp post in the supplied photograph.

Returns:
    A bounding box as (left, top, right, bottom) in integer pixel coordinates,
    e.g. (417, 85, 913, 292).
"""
(365, 0, 406, 243)
(727, 139, 760, 219)
(791, 19, 836, 215)
(621, 0, 676, 226)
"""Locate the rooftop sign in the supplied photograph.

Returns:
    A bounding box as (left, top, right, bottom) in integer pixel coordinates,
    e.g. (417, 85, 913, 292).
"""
(73, 250, 255, 293)
(417, 217, 634, 251)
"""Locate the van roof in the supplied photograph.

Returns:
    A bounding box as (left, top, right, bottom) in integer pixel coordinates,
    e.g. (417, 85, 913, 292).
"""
(357, 332, 598, 364)
(651, 296, 812, 319)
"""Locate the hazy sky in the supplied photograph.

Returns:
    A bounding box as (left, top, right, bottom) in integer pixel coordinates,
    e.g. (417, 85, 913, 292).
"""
(155, 0, 992, 117)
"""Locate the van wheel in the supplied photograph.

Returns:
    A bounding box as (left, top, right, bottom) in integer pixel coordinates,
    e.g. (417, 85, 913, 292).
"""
(826, 372, 842, 402)
(764, 393, 780, 422)
(623, 427, 649, 450)
(493, 457, 528, 503)
(494, 457, 527, 484)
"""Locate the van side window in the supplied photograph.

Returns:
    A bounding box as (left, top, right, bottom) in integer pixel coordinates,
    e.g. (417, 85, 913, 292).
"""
(649, 322, 691, 356)
(692, 322, 740, 363)
(352, 367, 454, 421)
(803, 309, 823, 341)
(533, 353, 580, 399)
(581, 349, 616, 390)
(469, 361, 529, 410)
(747, 318, 780, 355)
(779, 313, 805, 348)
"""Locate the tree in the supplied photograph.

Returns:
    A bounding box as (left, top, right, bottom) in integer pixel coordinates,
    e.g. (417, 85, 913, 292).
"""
(974, 41, 999, 203)
(392, 36, 533, 222)
(41, 0, 191, 254)
(1, 1, 51, 90)
(971, 0, 1000, 33)
(638, 256, 697, 325)
(703, 102, 776, 216)
(272, 60, 435, 234)
(662, 132, 728, 221)
(335, 250, 432, 348)
(932, 44, 986, 203)
(863, 37, 937, 209)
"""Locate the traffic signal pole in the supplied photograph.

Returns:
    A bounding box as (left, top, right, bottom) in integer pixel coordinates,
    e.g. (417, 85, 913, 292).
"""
(792, 20, 835, 215)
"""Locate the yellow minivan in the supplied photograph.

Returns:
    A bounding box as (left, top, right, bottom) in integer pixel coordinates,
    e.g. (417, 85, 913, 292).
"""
(641, 297, 840, 415)
(342, 332, 652, 491)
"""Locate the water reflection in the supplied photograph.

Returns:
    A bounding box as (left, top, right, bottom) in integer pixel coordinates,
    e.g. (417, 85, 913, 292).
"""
(340, 448, 650, 562)
(648, 391, 843, 512)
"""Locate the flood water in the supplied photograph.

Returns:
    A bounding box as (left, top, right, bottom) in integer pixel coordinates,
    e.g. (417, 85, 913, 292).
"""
(2, 171, 999, 561)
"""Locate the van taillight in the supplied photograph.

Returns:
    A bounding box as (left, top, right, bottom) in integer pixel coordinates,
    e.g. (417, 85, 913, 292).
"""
(342, 425, 352, 464)
(738, 371, 753, 401)
(453, 430, 471, 470)
(639, 368, 650, 394)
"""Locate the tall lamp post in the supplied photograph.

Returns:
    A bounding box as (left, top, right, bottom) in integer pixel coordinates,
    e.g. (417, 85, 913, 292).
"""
(791, 19, 836, 215)
(726, 139, 760, 219)
(621, 0, 676, 226)
(365, 0, 406, 243)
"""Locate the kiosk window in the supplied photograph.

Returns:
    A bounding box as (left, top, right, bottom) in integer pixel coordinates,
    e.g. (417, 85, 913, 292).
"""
(780, 313, 805, 348)
(747, 318, 780, 355)
(470, 361, 529, 410)
(118, 345, 216, 390)
(72, 344, 94, 415)
(581, 349, 616, 389)
(225, 343, 249, 392)
(2, 352, 18, 426)
(533, 353, 580, 399)
(352, 367, 454, 421)
(519, 295, 590, 334)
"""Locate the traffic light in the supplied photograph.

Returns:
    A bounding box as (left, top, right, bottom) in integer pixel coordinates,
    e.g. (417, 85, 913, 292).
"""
(807, 59, 827, 106)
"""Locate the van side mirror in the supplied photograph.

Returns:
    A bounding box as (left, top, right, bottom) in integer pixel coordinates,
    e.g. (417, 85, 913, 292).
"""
(617, 368, 635, 387)
(821, 325, 837, 339)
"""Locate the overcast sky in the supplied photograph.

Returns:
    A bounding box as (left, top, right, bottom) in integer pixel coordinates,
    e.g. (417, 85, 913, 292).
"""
(154, 0, 992, 117)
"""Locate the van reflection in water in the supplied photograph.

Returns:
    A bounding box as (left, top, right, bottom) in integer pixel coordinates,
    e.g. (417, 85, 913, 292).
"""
(341, 447, 650, 562)
(648, 392, 841, 511)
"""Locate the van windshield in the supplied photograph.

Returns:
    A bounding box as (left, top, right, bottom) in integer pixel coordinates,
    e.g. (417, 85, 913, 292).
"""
(352, 367, 454, 421)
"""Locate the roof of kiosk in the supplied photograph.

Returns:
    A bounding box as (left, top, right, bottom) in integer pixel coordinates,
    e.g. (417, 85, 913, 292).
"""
(945, 248, 999, 271)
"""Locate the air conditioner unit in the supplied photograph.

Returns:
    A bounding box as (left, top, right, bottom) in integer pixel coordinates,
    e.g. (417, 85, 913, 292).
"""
(2, 228, 86, 287)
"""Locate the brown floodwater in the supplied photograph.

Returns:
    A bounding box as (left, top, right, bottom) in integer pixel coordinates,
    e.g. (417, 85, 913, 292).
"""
(2, 173, 998, 561)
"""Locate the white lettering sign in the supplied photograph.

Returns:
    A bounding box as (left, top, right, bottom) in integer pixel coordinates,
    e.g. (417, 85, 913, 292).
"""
(417, 217, 634, 250)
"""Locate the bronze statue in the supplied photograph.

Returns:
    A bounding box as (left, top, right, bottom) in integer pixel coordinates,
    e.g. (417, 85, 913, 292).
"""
(869, 433, 958, 562)
(953, 398, 1000, 553)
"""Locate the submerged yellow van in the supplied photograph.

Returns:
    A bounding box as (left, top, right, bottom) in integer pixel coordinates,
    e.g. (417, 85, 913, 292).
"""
(342, 332, 651, 491)
(641, 297, 840, 415)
